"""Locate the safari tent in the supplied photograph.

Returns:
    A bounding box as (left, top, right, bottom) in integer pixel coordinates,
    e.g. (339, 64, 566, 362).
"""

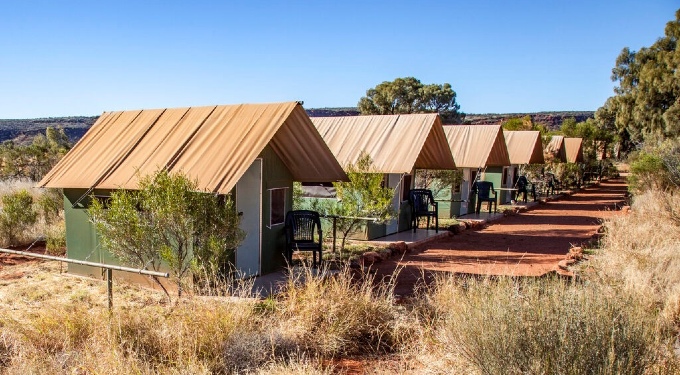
(564, 137, 585, 163)
(38, 102, 347, 279)
(442, 125, 511, 216)
(309, 113, 456, 239)
(503, 130, 545, 200)
(545, 135, 568, 163)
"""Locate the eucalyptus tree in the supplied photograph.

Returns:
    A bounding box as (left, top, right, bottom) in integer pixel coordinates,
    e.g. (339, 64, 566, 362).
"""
(604, 9, 680, 146)
(358, 77, 464, 124)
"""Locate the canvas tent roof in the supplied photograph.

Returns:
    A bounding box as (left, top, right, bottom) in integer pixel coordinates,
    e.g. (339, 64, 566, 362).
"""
(38, 102, 348, 194)
(545, 135, 568, 163)
(311, 113, 456, 173)
(564, 137, 585, 163)
(503, 130, 545, 165)
(443, 125, 510, 168)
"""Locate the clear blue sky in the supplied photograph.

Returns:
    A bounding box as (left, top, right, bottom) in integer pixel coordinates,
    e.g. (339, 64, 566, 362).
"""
(1, 1, 677, 119)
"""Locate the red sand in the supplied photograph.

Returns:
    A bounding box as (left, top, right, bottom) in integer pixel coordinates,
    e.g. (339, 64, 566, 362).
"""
(372, 179, 628, 297)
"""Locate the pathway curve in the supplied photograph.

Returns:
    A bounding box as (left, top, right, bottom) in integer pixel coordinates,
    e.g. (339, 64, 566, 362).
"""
(372, 179, 629, 296)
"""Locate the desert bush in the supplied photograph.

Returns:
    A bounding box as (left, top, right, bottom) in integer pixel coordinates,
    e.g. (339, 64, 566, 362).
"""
(274, 266, 401, 357)
(628, 152, 668, 193)
(36, 188, 62, 225)
(421, 275, 672, 375)
(0, 189, 37, 246)
(89, 169, 245, 296)
(554, 162, 582, 188)
(628, 138, 680, 193)
(45, 221, 66, 255)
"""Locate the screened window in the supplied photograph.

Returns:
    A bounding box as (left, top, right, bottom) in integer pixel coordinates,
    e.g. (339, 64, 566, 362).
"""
(401, 174, 412, 201)
(269, 188, 286, 227)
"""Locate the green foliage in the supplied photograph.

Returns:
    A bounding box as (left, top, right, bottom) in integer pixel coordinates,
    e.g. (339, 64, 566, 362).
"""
(358, 77, 464, 124)
(292, 181, 305, 210)
(414, 169, 462, 199)
(0, 127, 71, 181)
(553, 162, 582, 188)
(45, 221, 66, 256)
(502, 115, 536, 131)
(0, 189, 37, 246)
(603, 10, 680, 147)
(560, 117, 616, 161)
(89, 170, 245, 296)
(309, 154, 395, 253)
(36, 188, 62, 225)
(628, 139, 680, 193)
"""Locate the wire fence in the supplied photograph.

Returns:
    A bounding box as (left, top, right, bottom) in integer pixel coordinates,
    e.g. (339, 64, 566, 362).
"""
(0, 248, 169, 310)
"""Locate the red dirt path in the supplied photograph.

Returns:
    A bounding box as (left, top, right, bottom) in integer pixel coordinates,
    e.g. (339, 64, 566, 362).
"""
(372, 179, 629, 297)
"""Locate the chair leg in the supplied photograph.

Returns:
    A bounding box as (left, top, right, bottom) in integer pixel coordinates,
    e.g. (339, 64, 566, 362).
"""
(435, 215, 438, 233)
(427, 216, 431, 231)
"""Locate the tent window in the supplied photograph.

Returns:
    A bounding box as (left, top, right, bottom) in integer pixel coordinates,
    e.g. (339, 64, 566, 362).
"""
(401, 174, 412, 201)
(269, 188, 286, 227)
(453, 180, 461, 193)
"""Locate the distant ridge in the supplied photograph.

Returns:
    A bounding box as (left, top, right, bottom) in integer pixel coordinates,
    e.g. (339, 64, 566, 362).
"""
(0, 108, 594, 144)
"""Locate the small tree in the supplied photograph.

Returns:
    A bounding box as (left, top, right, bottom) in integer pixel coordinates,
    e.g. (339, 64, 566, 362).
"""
(89, 170, 244, 297)
(312, 154, 395, 254)
(414, 169, 462, 199)
(0, 190, 37, 246)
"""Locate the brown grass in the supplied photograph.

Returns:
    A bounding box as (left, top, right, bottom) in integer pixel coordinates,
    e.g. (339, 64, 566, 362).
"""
(0, 188, 679, 373)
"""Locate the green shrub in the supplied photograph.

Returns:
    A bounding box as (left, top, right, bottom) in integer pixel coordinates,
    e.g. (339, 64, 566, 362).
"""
(36, 188, 62, 225)
(89, 170, 245, 297)
(0, 189, 37, 246)
(629, 152, 667, 193)
(45, 221, 66, 256)
(628, 138, 680, 193)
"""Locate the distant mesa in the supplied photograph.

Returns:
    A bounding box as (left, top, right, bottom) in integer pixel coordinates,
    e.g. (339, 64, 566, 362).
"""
(0, 109, 594, 144)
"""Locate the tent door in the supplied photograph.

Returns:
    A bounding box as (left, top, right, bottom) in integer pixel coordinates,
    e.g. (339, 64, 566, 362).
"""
(235, 158, 262, 278)
(460, 169, 471, 215)
(385, 173, 401, 235)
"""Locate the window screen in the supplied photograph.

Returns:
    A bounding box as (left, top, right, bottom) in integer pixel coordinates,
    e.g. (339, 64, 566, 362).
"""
(269, 188, 286, 227)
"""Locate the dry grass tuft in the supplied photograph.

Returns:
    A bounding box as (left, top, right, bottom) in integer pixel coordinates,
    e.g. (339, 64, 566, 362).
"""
(590, 189, 680, 321)
(272, 266, 403, 357)
(417, 275, 674, 375)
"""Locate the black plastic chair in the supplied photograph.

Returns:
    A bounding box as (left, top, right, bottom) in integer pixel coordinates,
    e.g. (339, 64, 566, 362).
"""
(515, 175, 533, 203)
(409, 189, 438, 233)
(545, 173, 560, 195)
(473, 181, 497, 214)
(284, 210, 323, 268)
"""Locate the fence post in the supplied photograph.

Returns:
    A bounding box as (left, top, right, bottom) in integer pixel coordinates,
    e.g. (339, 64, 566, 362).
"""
(332, 216, 337, 254)
(107, 268, 113, 310)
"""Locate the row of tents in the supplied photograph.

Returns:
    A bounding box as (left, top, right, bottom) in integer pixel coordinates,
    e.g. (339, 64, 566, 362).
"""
(38, 101, 584, 278)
